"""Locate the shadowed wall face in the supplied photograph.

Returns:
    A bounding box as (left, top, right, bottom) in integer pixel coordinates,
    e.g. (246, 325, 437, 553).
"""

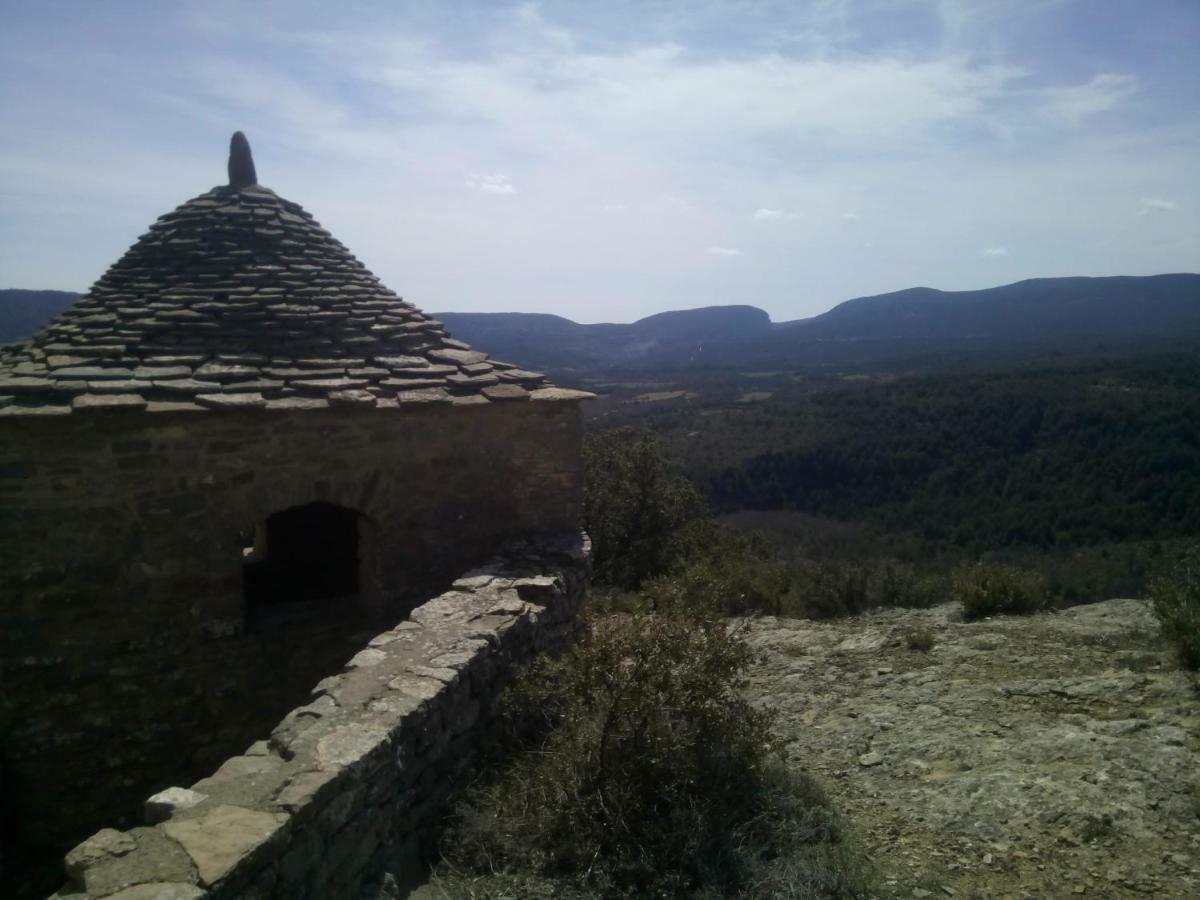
(0, 399, 582, 898)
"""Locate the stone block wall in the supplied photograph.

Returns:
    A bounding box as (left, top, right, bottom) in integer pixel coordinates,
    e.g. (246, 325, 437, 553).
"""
(50, 532, 589, 899)
(0, 399, 582, 897)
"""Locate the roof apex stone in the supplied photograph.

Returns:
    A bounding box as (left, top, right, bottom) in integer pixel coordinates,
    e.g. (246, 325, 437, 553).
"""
(228, 131, 258, 189)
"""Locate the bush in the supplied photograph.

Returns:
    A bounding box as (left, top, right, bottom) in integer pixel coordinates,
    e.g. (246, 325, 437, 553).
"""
(649, 522, 793, 617)
(584, 429, 710, 588)
(951, 561, 1047, 620)
(904, 628, 936, 653)
(1149, 545, 1200, 670)
(875, 562, 943, 609)
(784, 560, 873, 620)
(435, 596, 866, 898)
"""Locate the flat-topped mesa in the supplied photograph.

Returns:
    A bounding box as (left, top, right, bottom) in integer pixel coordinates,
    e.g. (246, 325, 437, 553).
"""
(228, 130, 258, 188)
(0, 133, 594, 416)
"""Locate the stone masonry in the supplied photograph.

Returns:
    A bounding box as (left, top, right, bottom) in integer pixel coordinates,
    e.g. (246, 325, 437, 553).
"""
(50, 532, 590, 899)
(0, 397, 584, 895)
(0, 134, 592, 897)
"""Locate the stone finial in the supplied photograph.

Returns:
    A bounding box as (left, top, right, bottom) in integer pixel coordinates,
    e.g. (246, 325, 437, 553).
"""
(228, 131, 258, 188)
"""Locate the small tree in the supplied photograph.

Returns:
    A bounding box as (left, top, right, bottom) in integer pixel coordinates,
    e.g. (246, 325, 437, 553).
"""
(583, 428, 709, 588)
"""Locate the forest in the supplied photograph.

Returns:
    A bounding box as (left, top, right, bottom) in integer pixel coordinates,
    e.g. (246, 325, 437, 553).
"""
(579, 349, 1200, 602)
(707, 352, 1200, 550)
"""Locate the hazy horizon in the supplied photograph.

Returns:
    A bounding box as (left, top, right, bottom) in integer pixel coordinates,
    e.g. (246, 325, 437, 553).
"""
(2, 1, 1198, 323)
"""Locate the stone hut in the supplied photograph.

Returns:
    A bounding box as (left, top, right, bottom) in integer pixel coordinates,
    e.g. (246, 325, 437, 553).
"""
(0, 133, 589, 895)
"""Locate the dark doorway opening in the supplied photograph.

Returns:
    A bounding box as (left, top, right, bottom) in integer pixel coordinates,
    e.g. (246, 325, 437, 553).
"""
(243, 502, 361, 613)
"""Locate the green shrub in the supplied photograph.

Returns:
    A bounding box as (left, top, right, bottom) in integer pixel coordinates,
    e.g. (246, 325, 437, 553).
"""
(951, 561, 1047, 620)
(875, 562, 943, 609)
(648, 522, 793, 617)
(784, 560, 873, 620)
(435, 597, 866, 898)
(1149, 545, 1200, 670)
(584, 429, 710, 588)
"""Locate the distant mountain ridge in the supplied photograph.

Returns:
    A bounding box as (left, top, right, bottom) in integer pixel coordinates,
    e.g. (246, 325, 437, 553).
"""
(436, 305, 773, 371)
(782, 275, 1200, 341)
(0, 290, 79, 342)
(3, 275, 1197, 371)
(440, 275, 1200, 372)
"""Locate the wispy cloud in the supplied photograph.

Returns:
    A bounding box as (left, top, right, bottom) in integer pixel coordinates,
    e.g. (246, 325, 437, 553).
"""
(984, 247, 1010, 256)
(1138, 197, 1177, 216)
(839, 212, 860, 221)
(466, 173, 517, 195)
(753, 207, 799, 222)
(707, 246, 744, 257)
(1043, 73, 1138, 125)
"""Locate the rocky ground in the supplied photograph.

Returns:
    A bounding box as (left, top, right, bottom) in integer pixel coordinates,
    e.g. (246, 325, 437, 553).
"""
(742, 598, 1199, 899)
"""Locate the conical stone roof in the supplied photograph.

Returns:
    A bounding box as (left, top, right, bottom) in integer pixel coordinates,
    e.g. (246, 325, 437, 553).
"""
(0, 133, 584, 417)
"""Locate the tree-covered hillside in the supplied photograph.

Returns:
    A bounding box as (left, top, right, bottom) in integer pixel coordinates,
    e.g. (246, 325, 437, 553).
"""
(0, 289, 77, 342)
(707, 353, 1200, 552)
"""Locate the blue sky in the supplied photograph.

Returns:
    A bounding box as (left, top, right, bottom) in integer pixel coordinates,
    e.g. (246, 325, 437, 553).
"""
(1, 0, 1197, 322)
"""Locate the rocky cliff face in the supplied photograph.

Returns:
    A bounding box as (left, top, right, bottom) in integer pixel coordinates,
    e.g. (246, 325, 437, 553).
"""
(744, 598, 1199, 898)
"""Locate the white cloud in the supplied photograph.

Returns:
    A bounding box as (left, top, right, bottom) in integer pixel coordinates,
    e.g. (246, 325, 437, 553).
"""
(1138, 197, 1177, 216)
(839, 212, 859, 220)
(984, 247, 1009, 256)
(753, 207, 798, 222)
(603, 202, 627, 212)
(467, 173, 517, 195)
(1043, 73, 1138, 125)
(707, 246, 744, 257)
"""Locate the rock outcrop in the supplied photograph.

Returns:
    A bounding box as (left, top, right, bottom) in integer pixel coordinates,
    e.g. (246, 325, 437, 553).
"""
(745, 598, 1199, 898)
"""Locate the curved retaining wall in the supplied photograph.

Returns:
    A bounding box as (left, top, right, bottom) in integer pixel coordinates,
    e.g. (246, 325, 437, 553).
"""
(51, 531, 590, 900)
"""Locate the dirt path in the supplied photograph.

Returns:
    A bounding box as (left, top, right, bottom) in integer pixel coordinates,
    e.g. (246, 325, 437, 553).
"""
(743, 599, 1199, 899)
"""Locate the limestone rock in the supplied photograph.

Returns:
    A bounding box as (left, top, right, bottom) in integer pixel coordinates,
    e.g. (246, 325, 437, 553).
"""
(429, 348, 488, 366)
(162, 804, 287, 888)
(65, 828, 138, 878)
(481, 383, 530, 401)
(99, 885, 207, 900)
(66, 827, 197, 897)
(145, 787, 209, 825)
(72, 392, 148, 412)
(529, 386, 596, 402)
(314, 722, 393, 770)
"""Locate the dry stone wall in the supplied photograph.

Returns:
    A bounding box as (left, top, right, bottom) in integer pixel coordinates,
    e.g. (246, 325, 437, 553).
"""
(0, 398, 582, 896)
(50, 531, 590, 900)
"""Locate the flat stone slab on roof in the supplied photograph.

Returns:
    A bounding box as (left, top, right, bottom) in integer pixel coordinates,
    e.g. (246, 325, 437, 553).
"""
(0, 159, 593, 417)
